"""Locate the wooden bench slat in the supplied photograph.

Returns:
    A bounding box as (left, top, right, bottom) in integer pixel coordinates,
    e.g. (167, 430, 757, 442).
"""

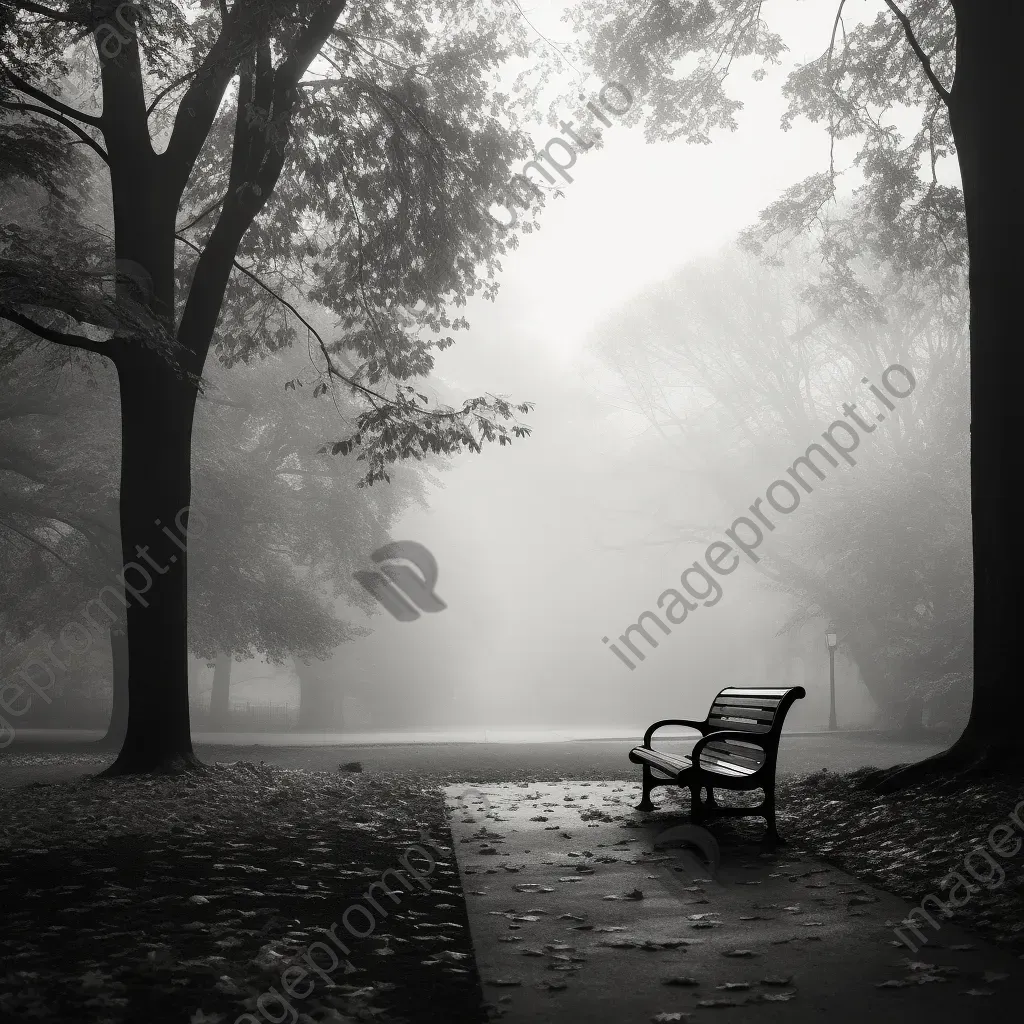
(703, 743, 765, 768)
(711, 701, 783, 713)
(705, 738, 765, 759)
(633, 746, 761, 779)
(700, 761, 757, 774)
(707, 716, 770, 732)
(630, 747, 689, 776)
(710, 695, 785, 709)
(718, 688, 790, 698)
(709, 704, 777, 721)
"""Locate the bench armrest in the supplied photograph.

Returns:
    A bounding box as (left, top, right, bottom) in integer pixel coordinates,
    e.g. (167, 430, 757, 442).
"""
(691, 729, 771, 762)
(643, 719, 708, 747)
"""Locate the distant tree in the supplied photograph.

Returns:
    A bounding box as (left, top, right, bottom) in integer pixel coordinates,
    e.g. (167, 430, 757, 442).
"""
(0, 339, 430, 743)
(1, 1, 539, 772)
(593, 239, 969, 731)
(575, 0, 1015, 785)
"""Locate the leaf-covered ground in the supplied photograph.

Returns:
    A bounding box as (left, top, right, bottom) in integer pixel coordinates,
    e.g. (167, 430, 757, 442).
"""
(4, 749, 1023, 1021)
(776, 769, 1024, 953)
(0, 761, 484, 1023)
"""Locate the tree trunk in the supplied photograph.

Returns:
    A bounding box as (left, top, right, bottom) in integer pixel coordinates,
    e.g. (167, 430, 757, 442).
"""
(295, 658, 344, 731)
(99, 624, 129, 750)
(209, 652, 233, 731)
(187, 659, 201, 703)
(871, 3, 1024, 791)
(101, 354, 203, 774)
(898, 696, 926, 737)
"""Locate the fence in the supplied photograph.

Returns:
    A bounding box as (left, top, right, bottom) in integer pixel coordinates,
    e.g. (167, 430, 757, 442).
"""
(188, 700, 299, 732)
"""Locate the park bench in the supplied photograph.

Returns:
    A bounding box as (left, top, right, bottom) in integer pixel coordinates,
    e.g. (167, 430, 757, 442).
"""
(629, 686, 806, 844)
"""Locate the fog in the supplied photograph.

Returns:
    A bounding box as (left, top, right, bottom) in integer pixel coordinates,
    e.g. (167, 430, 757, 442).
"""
(3, 0, 968, 744)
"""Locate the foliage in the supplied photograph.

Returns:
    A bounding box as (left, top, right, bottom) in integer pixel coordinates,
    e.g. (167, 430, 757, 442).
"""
(565, 1, 960, 306)
(0, 0, 546, 482)
(0, 335, 430, 707)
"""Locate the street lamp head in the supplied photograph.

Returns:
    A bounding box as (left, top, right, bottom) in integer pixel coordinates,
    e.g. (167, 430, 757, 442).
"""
(825, 631, 838, 650)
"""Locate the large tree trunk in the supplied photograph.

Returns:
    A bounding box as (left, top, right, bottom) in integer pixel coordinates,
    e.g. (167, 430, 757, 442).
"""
(99, 624, 129, 750)
(101, 354, 202, 774)
(209, 653, 233, 731)
(871, 2, 1024, 791)
(295, 658, 345, 731)
(187, 659, 202, 702)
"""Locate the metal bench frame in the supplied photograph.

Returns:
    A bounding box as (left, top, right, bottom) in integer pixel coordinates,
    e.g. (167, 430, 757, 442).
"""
(628, 686, 806, 844)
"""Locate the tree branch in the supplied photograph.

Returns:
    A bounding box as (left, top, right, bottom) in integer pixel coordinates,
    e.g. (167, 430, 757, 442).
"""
(0, 306, 113, 357)
(0, 519, 75, 568)
(161, 6, 256, 197)
(0, 1, 81, 23)
(0, 101, 108, 161)
(882, 0, 951, 105)
(1, 66, 101, 125)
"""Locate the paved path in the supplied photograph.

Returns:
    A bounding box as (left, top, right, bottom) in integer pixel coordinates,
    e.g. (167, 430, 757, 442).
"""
(0, 733, 946, 789)
(444, 781, 1024, 1023)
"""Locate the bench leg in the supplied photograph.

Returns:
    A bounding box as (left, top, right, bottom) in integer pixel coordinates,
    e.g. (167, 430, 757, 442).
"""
(763, 794, 786, 846)
(637, 765, 656, 812)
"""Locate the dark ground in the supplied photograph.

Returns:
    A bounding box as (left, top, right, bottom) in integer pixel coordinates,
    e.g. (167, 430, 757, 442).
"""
(5, 733, 1021, 1023)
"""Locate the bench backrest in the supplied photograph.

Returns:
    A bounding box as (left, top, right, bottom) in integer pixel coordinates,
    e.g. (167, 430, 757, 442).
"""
(700, 686, 805, 776)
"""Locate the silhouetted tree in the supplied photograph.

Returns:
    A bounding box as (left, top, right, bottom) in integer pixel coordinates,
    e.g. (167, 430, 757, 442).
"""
(576, 0, 1017, 785)
(1, 1, 539, 772)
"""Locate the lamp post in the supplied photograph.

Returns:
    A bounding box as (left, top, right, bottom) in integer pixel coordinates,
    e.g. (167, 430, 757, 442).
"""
(825, 629, 838, 731)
